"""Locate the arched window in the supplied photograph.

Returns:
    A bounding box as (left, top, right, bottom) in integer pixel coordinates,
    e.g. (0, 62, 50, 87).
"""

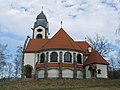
(77, 54, 82, 64)
(36, 34, 42, 39)
(40, 53, 45, 63)
(50, 52, 58, 62)
(64, 52, 72, 62)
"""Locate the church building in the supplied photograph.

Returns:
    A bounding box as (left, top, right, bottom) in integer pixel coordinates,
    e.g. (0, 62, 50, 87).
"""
(22, 10, 109, 79)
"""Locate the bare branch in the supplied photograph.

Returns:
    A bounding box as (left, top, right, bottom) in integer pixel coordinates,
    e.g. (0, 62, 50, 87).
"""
(86, 33, 111, 57)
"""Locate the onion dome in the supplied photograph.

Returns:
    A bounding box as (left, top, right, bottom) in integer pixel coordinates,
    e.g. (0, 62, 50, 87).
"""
(36, 11, 47, 22)
(34, 11, 48, 29)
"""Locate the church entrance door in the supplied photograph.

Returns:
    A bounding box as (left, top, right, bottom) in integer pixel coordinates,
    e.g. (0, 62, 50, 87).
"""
(25, 65, 33, 78)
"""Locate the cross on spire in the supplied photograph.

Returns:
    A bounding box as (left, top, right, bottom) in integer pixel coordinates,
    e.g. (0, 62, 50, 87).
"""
(61, 21, 63, 28)
(42, 6, 43, 11)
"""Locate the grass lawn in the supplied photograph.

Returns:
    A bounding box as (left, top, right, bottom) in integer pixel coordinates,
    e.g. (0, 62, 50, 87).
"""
(0, 79, 120, 90)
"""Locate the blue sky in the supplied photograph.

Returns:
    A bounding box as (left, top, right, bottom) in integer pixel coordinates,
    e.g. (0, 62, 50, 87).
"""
(0, 0, 120, 58)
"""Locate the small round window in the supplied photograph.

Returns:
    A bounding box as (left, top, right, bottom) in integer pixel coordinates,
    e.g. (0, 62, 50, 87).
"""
(37, 29, 42, 32)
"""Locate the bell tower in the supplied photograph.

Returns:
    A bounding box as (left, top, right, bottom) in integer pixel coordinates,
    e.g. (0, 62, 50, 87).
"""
(32, 10, 49, 39)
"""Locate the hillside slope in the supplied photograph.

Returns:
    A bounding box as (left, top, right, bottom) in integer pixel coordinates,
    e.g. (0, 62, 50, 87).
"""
(0, 79, 120, 90)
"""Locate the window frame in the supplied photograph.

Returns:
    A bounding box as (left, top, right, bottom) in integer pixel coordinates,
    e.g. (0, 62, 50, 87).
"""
(40, 53, 45, 63)
(50, 52, 58, 62)
(77, 54, 82, 64)
(64, 52, 72, 62)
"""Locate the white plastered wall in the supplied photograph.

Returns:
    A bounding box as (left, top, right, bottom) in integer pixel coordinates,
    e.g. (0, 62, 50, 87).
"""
(24, 53, 37, 73)
(85, 65, 91, 78)
(48, 69, 59, 78)
(77, 71, 83, 79)
(96, 64, 108, 78)
(34, 26, 46, 39)
(38, 70, 44, 78)
(62, 69, 73, 78)
(85, 64, 108, 78)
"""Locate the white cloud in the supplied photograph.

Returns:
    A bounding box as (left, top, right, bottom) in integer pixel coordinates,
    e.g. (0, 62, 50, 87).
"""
(0, 0, 120, 55)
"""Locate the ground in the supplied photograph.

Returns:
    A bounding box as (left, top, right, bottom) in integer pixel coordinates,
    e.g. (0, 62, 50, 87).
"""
(0, 79, 120, 90)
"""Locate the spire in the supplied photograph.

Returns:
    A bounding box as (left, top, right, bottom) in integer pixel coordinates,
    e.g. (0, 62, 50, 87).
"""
(61, 21, 62, 28)
(42, 6, 43, 12)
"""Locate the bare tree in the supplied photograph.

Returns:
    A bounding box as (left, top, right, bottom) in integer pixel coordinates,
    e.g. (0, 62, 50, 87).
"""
(13, 45, 23, 78)
(7, 62, 13, 78)
(0, 44, 8, 63)
(117, 50, 120, 68)
(0, 44, 10, 78)
(115, 0, 120, 43)
(0, 63, 6, 78)
(86, 33, 111, 57)
(110, 57, 116, 71)
(14, 58, 19, 78)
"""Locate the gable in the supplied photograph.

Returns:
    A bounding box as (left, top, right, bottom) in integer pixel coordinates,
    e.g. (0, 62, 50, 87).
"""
(41, 28, 83, 51)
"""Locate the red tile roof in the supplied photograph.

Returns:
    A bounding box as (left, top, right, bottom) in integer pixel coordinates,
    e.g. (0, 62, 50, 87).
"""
(75, 41, 94, 53)
(41, 28, 83, 51)
(25, 39, 48, 52)
(25, 28, 83, 52)
(84, 51, 109, 65)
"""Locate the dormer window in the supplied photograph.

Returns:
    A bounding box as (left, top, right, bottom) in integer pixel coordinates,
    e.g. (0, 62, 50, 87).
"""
(37, 29, 43, 32)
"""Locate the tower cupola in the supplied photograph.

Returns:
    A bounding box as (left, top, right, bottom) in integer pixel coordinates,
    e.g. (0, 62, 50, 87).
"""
(33, 11, 49, 39)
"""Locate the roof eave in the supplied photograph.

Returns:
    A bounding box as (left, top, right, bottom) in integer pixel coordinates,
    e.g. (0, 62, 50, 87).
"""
(24, 48, 84, 53)
(84, 62, 109, 66)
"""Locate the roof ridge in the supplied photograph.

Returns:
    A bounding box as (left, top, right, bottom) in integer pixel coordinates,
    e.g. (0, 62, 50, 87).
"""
(61, 29, 78, 50)
(34, 39, 49, 51)
(39, 29, 62, 50)
(61, 29, 83, 51)
(95, 51, 106, 61)
(75, 41, 86, 42)
(76, 43, 85, 52)
(39, 39, 50, 50)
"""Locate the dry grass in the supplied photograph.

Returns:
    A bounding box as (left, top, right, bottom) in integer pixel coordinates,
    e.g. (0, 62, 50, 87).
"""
(0, 79, 120, 90)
